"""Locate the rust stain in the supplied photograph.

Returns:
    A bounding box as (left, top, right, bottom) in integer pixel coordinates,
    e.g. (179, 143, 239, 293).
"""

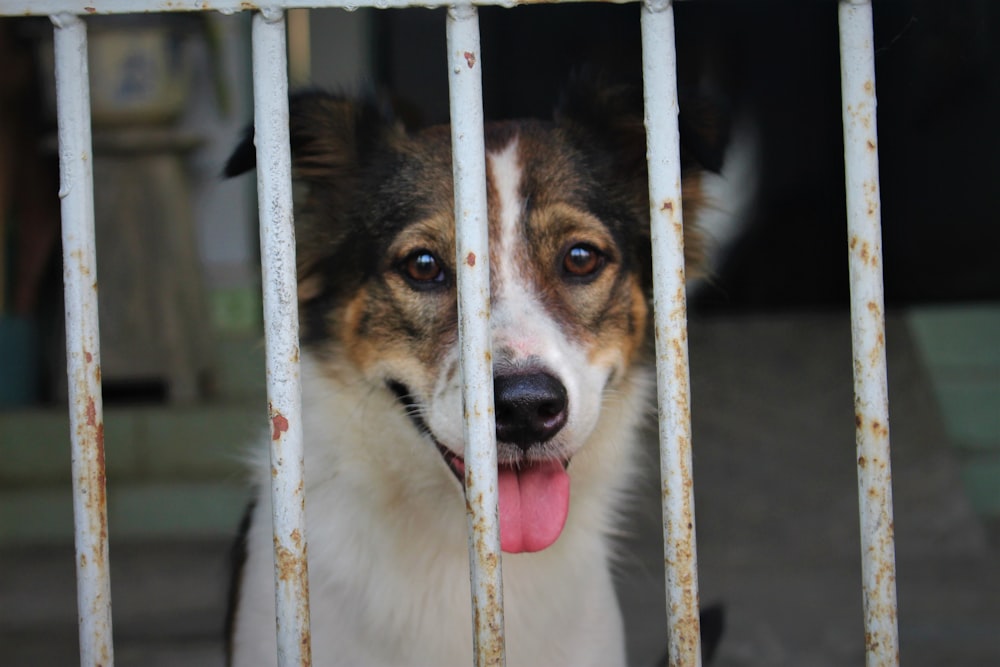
(871, 420, 889, 439)
(464, 51, 476, 69)
(271, 412, 289, 441)
(661, 199, 674, 212)
(84, 6, 96, 13)
(466, 251, 476, 267)
(85, 351, 93, 363)
(300, 629, 311, 655)
(95, 424, 107, 486)
(867, 139, 877, 152)
(672, 221, 683, 241)
(858, 456, 867, 468)
(96, 422, 105, 465)
(859, 241, 871, 266)
(670, 606, 701, 666)
(274, 545, 296, 583)
(472, 596, 482, 648)
(864, 80, 874, 95)
(86, 397, 97, 427)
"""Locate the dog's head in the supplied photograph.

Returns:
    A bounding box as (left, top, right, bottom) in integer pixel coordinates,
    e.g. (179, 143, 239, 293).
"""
(227, 80, 717, 553)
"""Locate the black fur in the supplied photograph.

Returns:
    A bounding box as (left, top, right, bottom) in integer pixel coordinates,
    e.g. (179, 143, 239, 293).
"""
(224, 500, 255, 667)
(556, 70, 729, 174)
(655, 604, 726, 666)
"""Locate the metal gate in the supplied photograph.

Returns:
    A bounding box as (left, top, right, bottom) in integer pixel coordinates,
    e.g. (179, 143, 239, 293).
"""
(0, 1, 899, 666)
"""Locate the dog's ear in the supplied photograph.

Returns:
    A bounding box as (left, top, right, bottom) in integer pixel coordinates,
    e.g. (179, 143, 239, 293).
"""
(553, 71, 730, 176)
(554, 73, 719, 283)
(224, 90, 401, 184)
(554, 72, 649, 200)
(224, 92, 403, 310)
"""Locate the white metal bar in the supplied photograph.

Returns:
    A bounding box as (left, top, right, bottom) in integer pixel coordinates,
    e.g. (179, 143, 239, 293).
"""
(251, 9, 312, 667)
(641, 1, 701, 666)
(3, 0, 633, 16)
(34, 4, 905, 667)
(838, 2, 900, 666)
(446, 5, 505, 667)
(51, 12, 115, 667)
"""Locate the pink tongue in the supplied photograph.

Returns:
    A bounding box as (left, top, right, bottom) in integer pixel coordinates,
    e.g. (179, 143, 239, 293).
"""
(497, 460, 570, 554)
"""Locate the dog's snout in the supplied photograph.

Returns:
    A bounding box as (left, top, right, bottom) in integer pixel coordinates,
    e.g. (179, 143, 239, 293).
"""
(494, 372, 568, 449)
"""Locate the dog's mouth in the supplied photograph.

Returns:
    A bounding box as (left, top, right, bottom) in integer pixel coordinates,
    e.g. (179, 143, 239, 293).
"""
(389, 381, 571, 554)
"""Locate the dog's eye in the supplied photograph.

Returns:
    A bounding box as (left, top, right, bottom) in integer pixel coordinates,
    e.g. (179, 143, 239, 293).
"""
(400, 250, 446, 287)
(562, 244, 606, 280)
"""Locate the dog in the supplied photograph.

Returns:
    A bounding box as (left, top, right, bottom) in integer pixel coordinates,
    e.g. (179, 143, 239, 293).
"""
(223, 77, 743, 666)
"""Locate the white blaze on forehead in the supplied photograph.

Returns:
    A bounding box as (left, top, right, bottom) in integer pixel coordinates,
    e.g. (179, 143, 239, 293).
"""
(487, 137, 540, 344)
(428, 135, 614, 457)
(488, 137, 524, 292)
(486, 138, 578, 369)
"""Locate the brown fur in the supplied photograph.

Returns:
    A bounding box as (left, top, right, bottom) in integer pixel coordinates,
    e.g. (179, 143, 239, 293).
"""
(225, 87, 711, 387)
(223, 82, 732, 667)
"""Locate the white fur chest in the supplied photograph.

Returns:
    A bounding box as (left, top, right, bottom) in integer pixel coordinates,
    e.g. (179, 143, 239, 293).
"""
(229, 355, 640, 667)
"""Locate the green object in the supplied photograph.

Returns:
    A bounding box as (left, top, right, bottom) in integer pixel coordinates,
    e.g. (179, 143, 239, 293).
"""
(0, 316, 39, 406)
(908, 304, 1000, 517)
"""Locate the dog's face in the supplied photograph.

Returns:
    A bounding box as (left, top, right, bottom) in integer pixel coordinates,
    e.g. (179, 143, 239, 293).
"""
(226, 84, 711, 553)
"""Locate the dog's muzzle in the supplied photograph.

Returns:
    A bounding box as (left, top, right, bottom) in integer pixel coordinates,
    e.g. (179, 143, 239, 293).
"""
(387, 370, 574, 554)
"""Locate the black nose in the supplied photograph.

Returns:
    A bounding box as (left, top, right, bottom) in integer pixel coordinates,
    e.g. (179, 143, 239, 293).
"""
(494, 372, 568, 449)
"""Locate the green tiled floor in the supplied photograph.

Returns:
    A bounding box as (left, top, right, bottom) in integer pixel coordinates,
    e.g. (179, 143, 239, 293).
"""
(0, 405, 260, 543)
(0, 482, 249, 542)
(0, 333, 266, 543)
(0, 405, 262, 485)
(908, 303, 1000, 515)
(3, 307, 997, 545)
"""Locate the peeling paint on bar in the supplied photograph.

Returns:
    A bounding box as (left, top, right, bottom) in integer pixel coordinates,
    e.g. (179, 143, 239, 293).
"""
(51, 12, 115, 667)
(838, 2, 900, 666)
(641, 1, 702, 666)
(251, 8, 313, 667)
(446, 5, 506, 666)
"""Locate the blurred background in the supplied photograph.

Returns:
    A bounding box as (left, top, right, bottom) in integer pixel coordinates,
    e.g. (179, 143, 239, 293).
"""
(0, 1, 997, 665)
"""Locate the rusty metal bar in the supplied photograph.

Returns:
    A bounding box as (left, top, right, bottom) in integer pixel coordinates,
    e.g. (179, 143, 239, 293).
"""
(838, 2, 900, 666)
(30, 4, 906, 667)
(446, 5, 506, 667)
(51, 12, 115, 667)
(641, 1, 702, 666)
(4, 0, 638, 17)
(251, 8, 313, 667)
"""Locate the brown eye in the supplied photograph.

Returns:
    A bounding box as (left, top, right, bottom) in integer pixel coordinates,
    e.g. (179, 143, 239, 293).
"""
(562, 244, 605, 279)
(401, 250, 445, 287)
